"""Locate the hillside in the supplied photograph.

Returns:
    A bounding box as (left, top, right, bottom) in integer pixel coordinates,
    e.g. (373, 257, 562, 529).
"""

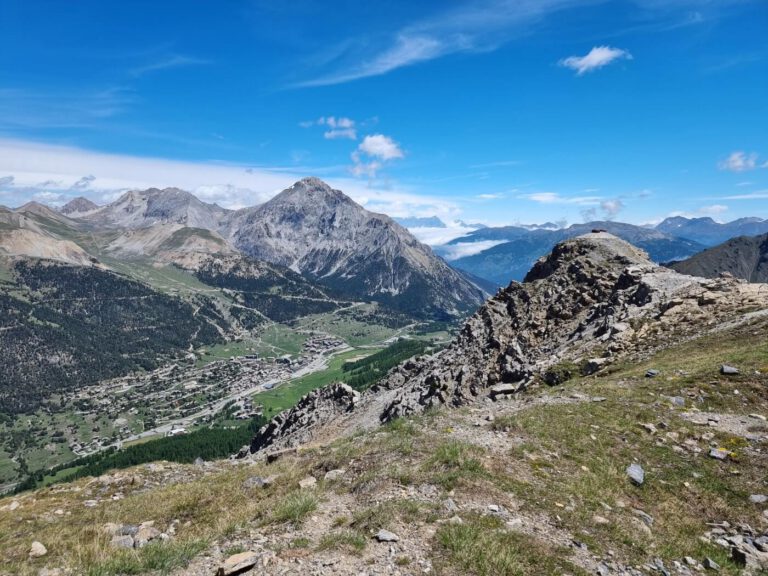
(1, 234, 766, 576)
(446, 222, 704, 286)
(226, 177, 486, 319)
(0, 259, 227, 414)
(668, 233, 768, 283)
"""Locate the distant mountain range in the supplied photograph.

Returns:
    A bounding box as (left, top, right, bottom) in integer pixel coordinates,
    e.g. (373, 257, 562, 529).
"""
(438, 221, 706, 286)
(667, 232, 768, 283)
(2, 178, 486, 320)
(655, 216, 768, 246)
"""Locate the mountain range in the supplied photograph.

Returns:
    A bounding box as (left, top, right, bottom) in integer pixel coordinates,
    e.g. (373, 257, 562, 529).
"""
(2, 178, 487, 320)
(655, 215, 768, 246)
(435, 221, 706, 286)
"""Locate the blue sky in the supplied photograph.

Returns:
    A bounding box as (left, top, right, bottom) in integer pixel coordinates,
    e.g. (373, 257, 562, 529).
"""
(0, 0, 766, 233)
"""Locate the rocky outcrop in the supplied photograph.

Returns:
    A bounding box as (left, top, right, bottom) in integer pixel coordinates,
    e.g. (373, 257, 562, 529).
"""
(245, 233, 768, 456)
(248, 383, 360, 454)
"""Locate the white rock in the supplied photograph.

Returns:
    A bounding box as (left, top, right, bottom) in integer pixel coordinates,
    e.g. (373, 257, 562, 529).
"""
(29, 541, 47, 558)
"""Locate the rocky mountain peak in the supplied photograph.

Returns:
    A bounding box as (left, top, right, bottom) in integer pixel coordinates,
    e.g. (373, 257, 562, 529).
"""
(265, 177, 361, 212)
(83, 187, 229, 230)
(226, 178, 486, 317)
(60, 196, 99, 215)
(524, 232, 652, 283)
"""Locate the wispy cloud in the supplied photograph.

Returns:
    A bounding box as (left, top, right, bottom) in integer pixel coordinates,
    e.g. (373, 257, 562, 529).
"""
(294, 0, 588, 87)
(559, 46, 633, 75)
(0, 86, 135, 129)
(476, 192, 504, 200)
(718, 151, 766, 172)
(130, 54, 209, 77)
(469, 159, 521, 169)
(520, 191, 602, 205)
(720, 190, 768, 200)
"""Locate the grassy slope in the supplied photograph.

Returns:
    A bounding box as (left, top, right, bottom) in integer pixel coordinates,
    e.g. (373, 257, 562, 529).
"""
(1, 316, 765, 575)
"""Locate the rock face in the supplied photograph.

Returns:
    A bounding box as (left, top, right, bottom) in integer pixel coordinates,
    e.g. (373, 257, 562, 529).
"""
(226, 177, 486, 318)
(245, 233, 768, 456)
(60, 196, 99, 215)
(668, 232, 768, 283)
(248, 383, 360, 454)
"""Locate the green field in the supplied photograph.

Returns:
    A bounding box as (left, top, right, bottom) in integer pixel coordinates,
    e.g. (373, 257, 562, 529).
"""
(252, 324, 308, 357)
(295, 304, 406, 346)
(253, 348, 380, 416)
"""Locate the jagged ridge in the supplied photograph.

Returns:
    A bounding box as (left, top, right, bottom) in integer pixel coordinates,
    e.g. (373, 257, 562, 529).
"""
(246, 233, 768, 455)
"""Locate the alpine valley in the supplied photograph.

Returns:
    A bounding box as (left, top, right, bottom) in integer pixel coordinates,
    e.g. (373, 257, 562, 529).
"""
(0, 177, 485, 492)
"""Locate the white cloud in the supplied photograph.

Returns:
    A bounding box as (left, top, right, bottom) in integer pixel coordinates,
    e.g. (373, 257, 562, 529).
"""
(350, 134, 404, 177)
(324, 128, 357, 140)
(438, 240, 509, 260)
(520, 192, 601, 205)
(301, 116, 358, 140)
(476, 192, 504, 200)
(357, 134, 404, 160)
(349, 160, 383, 178)
(560, 46, 632, 75)
(718, 151, 762, 172)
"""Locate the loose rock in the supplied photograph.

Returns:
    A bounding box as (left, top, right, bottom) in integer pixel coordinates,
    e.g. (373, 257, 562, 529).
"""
(709, 448, 730, 461)
(626, 463, 645, 486)
(29, 541, 47, 558)
(375, 529, 400, 542)
(324, 469, 345, 481)
(216, 551, 260, 576)
(298, 476, 317, 489)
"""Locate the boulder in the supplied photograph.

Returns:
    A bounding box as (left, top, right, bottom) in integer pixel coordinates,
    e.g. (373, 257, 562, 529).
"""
(216, 551, 260, 576)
